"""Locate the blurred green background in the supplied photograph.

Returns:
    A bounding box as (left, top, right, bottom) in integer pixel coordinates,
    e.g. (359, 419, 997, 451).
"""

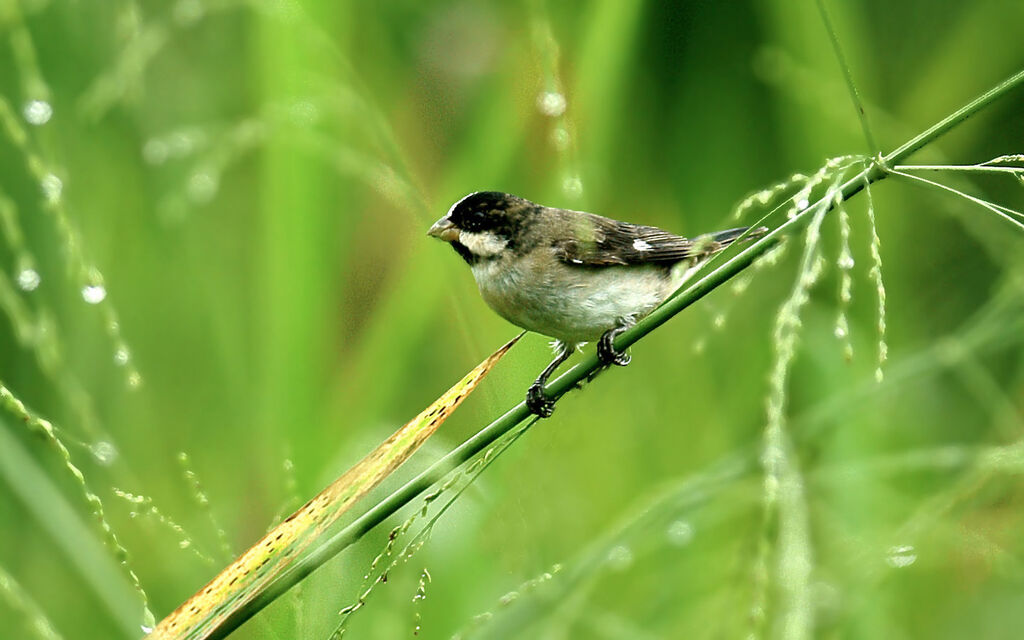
(2, 0, 1023, 638)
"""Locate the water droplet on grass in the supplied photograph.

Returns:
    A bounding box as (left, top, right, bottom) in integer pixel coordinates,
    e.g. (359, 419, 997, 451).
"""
(91, 441, 118, 465)
(115, 347, 130, 366)
(667, 520, 694, 546)
(82, 284, 107, 304)
(168, 129, 203, 157)
(41, 174, 62, 203)
(23, 100, 53, 125)
(551, 126, 570, 150)
(289, 99, 319, 125)
(885, 544, 916, 568)
(606, 544, 633, 571)
(16, 268, 40, 291)
(562, 175, 583, 198)
(140, 608, 156, 634)
(537, 91, 566, 117)
(187, 172, 218, 203)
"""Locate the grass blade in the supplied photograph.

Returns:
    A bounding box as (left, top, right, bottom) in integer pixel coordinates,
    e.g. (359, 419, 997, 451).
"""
(148, 334, 521, 640)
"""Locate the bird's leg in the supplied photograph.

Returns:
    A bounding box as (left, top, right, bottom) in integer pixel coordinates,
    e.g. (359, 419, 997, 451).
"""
(526, 342, 574, 418)
(597, 324, 631, 367)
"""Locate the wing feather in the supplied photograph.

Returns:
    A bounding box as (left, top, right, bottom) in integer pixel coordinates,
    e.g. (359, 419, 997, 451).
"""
(552, 213, 698, 266)
(552, 212, 763, 267)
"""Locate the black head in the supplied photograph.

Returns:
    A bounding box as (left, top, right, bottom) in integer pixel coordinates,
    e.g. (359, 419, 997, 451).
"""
(446, 191, 527, 232)
(428, 191, 539, 263)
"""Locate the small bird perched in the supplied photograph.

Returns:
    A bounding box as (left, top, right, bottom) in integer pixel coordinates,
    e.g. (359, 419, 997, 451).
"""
(429, 191, 767, 417)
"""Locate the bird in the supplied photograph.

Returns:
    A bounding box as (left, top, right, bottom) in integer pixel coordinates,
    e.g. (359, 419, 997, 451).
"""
(428, 191, 767, 417)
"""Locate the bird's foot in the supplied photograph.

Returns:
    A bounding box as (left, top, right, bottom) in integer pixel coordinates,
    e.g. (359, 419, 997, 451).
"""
(526, 382, 556, 418)
(597, 329, 631, 366)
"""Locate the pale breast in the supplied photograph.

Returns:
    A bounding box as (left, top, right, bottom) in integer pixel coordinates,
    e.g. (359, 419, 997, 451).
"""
(470, 252, 678, 343)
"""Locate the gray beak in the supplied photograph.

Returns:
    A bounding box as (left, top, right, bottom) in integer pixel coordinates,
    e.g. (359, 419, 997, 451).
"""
(427, 217, 460, 242)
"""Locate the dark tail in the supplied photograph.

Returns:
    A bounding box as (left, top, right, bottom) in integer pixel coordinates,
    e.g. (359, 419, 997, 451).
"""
(703, 226, 769, 253)
(710, 226, 768, 245)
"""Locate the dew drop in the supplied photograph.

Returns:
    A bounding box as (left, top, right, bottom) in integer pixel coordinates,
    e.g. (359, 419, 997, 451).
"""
(606, 544, 633, 571)
(179, 539, 192, 549)
(874, 367, 884, 383)
(114, 347, 130, 366)
(713, 313, 726, 330)
(795, 197, 809, 210)
(91, 440, 118, 465)
(16, 268, 40, 291)
(537, 91, 567, 117)
(838, 253, 855, 270)
(550, 126, 570, 151)
(41, 174, 62, 203)
(834, 325, 847, 339)
(288, 99, 319, 125)
(23, 100, 53, 125)
(168, 129, 203, 157)
(128, 371, 143, 389)
(82, 284, 107, 304)
(885, 544, 917, 568)
(141, 608, 156, 634)
(561, 175, 583, 198)
(187, 172, 218, 204)
(667, 520, 694, 546)
(749, 604, 766, 624)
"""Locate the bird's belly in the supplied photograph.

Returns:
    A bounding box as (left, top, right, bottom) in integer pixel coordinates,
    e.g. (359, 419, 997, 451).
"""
(472, 261, 673, 343)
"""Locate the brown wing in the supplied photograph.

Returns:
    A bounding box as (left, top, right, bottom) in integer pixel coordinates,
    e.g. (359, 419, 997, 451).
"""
(552, 212, 763, 267)
(550, 212, 687, 266)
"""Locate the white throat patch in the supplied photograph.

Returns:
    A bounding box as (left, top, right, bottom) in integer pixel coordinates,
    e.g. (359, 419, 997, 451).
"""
(459, 230, 508, 257)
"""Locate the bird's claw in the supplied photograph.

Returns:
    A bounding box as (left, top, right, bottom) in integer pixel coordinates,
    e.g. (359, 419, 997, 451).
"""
(597, 331, 631, 366)
(526, 382, 556, 418)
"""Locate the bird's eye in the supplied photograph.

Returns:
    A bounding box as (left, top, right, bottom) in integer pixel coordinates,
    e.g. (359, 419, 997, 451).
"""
(464, 209, 488, 230)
